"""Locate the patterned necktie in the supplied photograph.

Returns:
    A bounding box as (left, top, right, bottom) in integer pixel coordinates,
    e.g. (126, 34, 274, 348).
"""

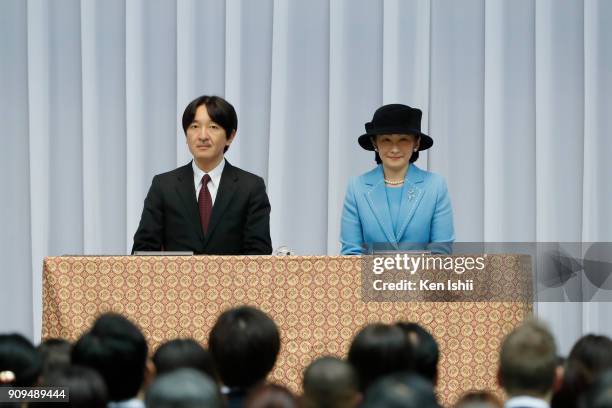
(198, 174, 212, 235)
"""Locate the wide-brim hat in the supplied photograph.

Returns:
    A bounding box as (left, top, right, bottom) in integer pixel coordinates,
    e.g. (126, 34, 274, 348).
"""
(358, 104, 433, 151)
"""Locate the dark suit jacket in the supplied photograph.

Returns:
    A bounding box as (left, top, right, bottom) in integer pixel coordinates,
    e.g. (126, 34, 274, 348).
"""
(132, 161, 272, 255)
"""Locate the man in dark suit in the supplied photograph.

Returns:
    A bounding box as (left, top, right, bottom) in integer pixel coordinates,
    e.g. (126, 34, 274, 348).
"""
(132, 95, 272, 255)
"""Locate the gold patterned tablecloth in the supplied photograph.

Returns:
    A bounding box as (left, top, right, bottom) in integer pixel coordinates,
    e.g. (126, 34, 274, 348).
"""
(42, 255, 531, 405)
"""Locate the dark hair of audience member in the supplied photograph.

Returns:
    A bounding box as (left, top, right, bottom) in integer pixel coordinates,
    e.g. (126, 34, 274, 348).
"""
(0, 333, 42, 387)
(499, 319, 557, 398)
(244, 383, 298, 408)
(71, 313, 148, 402)
(37, 338, 71, 376)
(454, 390, 503, 408)
(552, 334, 612, 408)
(583, 369, 612, 408)
(361, 372, 440, 408)
(37, 365, 107, 408)
(302, 356, 361, 408)
(396, 322, 439, 384)
(348, 323, 413, 392)
(209, 306, 280, 389)
(153, 338, 217, 380)
(146, 368, 223, 408)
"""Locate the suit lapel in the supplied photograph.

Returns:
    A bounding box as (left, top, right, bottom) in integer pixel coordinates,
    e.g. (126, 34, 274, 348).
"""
(364, 166, 398, 245)
(175, 163, 205, 241)
(395, 164, 425, 240)
(205, 161, 238, 243)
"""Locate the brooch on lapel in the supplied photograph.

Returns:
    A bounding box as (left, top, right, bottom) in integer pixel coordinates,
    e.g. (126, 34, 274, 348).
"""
(406, 187, 417, 201)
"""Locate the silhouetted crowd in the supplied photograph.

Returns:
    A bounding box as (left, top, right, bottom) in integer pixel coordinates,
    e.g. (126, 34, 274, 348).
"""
(1, 306, 612, 408)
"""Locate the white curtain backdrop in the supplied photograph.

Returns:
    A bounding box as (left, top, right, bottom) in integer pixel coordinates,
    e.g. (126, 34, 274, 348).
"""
(1, 0, 611, 355)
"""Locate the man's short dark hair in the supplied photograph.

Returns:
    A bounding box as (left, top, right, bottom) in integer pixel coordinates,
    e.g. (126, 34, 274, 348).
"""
(361, 372, 440, 408)
(244, 383, 298, 408)
(182, 95, 238, 153)
(153, 338, 217, 380)
(499, 319, 557, 397)
(71, 313, 148, 402)
(0, 333, 42, 387)
(348, 323, 413, 391)
(584, 369, 612, 408)
(396, 322, 439, 384)
(39, 365, 107, 408)
(146, 368, 223, 408)
(209, 306, 280, 388)
(302, 356, 360, 408)
(552, 334, 612, 408)
(37, 338, 71, 376)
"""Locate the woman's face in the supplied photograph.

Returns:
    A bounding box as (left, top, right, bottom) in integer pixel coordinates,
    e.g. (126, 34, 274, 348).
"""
(373, 134, 420, 172)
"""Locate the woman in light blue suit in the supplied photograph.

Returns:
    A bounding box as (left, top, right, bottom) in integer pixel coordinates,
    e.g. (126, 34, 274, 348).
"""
(340, 104, 454, 255)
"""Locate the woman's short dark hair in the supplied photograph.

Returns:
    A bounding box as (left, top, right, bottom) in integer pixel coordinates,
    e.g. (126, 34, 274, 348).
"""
(348, 323, 413, 391)
(0, 333, 42, 387)
(153, 338, 217, 380)
(373, 135, 420, 164)
(182, 95, 238, 153)
(209, 306, 280, 389)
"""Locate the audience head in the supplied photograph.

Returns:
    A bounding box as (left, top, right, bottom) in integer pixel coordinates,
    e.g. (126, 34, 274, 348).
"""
(153, 338, 217, 380)
(37, 338, 71, 376)
(0, 333, 42, 387)
(209, 306, 280, 389)
(146, 368, 223, 408)
(244, 383, 298, 408)
(498, 319, 558, 399)
(302, 356, 361, 408)
(39, 365, 107, 408)
(454, 390, 503, 408)
(584, 370, 612, 408)
(396, 322, 439, 384)
(348, 323, 413, 391)
(361, 372, 439, 408)
(71, 312, 148, 402)
(553, 334, 612, 408)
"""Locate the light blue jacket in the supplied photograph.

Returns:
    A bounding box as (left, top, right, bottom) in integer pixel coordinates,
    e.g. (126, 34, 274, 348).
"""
(340, 164, 454, 255)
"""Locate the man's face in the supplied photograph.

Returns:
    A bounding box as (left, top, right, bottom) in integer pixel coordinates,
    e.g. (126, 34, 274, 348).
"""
(186, 105, 235, 167)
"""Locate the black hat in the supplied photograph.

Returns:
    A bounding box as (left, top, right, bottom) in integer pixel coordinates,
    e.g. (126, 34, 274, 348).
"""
(358, 104, 433, 151)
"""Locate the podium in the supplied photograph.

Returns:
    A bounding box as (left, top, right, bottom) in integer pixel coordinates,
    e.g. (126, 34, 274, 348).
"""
(42, 255, 531, 405)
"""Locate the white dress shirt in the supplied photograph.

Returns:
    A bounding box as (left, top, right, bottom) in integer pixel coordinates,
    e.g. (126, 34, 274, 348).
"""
(192, 159, 225, 205)
(505, 396, 550, 408)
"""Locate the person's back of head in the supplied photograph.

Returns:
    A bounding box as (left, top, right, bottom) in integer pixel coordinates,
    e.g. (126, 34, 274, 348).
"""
(348, 323, 413, 391)
(244, 384, 297, 408)
(454, 390, 503, 408)
(71, 312, 148, 402)
(553, 334, 612, 408)
(361, 372, 439, 408)
(302, 356, 360, 408)
(209, 306, 280, 389)
(0, 333, 42, 387)
(584, 370, 612, 408)
(37, 338, 71, 377)
(146, 368, 223, 408)
(499, 319, 558, 399)
(396, 322, 439, 384)
(38, 365, 107, 408)
(153, 338, 217, 380)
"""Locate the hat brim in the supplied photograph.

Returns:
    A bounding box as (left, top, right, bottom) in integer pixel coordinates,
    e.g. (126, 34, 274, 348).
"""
(358, 130, 433, 151)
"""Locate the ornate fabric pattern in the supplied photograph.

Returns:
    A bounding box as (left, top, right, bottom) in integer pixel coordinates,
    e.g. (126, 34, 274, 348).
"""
(42, 255, 531, 405)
